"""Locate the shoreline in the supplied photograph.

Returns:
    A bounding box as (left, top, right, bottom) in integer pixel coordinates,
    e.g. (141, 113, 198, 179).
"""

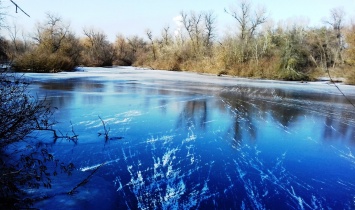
(22, 66, 355, 98)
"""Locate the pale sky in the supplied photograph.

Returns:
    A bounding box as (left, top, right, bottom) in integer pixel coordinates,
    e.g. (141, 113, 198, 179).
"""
(2, 0, 355, 41)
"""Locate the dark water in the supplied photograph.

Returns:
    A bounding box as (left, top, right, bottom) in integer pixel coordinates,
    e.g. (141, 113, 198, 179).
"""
(25, 67, 355, 209)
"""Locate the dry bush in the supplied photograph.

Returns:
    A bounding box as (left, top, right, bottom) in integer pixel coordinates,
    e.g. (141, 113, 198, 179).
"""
(139, 45, 185, 71)
(14, 51, 76, 72)
(343, 65, 355, 85)
(346, 70, 355, 85)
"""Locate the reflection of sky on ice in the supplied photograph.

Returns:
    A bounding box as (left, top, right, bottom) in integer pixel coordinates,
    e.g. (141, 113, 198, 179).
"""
(26, 67, 355, 209)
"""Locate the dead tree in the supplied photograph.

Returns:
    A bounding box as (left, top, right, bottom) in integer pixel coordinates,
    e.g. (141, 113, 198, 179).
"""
(225, 0, 267, 62)
(146, 29, 156, 60)
(324, 7, 346, 65)
(203, 11, 217, 51)
(161, 26, 171, 46)
(180, 11, 203, 54)
(83, 28, 115, 66)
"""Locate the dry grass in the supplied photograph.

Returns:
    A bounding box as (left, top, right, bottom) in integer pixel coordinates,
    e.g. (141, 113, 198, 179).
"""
(135, 49, 351, 84)
(344, 66, 355, 85)
(14, 51, 76, 72)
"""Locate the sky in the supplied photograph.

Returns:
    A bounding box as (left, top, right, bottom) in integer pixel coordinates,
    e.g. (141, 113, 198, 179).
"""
(1, 0, 355, 41)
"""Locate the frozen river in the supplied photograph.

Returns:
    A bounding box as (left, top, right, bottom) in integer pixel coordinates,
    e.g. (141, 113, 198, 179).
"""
(25, 67, 355, 209)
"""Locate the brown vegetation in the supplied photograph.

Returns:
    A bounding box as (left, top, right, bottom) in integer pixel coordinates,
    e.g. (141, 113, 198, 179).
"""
(11, 14, 81, 72)
(344, 23, 355, 84)
(1, 1, 355, 83)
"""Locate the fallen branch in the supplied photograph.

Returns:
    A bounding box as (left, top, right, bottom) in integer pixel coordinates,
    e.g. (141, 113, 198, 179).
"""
(67, 162, 105, 195)
(35, 127, 78, 144)
(27, 163, 104, 204)
(34, 118, 78, 143)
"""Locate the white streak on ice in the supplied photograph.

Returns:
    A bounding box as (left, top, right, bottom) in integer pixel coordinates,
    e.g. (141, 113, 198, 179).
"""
(162, 148, 178, 167)
(79, 157, 120, 172)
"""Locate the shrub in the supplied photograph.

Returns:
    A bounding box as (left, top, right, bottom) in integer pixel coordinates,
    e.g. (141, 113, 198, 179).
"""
(14, 51, 76, 72)
(345, 67, 355, 85)
(0, 71, 74, 208)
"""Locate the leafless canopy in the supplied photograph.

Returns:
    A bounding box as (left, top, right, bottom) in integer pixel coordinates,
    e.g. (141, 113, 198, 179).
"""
(324, 7, 346, 64)
(225, 0, 267, 40)
(179, 10, 217, 52)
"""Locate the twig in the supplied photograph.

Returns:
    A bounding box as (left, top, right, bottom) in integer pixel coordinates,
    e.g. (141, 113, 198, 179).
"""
(34, 119, 78, 143)
(10, 0, 30, 17)
(29, 163, 104, 202)
(34, 127, 78, 144)
(67, 162, 105, 195)
(69, 121, 79, 143)
(98, 116, 110, 141)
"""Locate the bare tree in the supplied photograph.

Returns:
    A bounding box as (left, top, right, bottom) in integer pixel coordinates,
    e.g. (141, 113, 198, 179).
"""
(180, 11, 193, 42)
(33, 13, 70, 53)
(203, 11, 217, 50)
(191, 12, 203, 48)
(12, 13, 81, 72)
(0, 37, 8, 63)
(180, 10, 217, 56)
(225, 0, 267, 39)
(114, 34, 130, 65)
(127, 35, 146, 54)
(180, 11, 203, 54)
(8, 23, 20, 53)
(0, 1, 5, 29)
(82, 28, 115, 66)
(161, 26, 171, 46)
(6, 23, 31, 62)
(0, 3, 9, 62)
(324, 7, 346, 65)
(125, 35, 147, 65)
(225, 0, 267, 62)
(146, 29, 156, 60)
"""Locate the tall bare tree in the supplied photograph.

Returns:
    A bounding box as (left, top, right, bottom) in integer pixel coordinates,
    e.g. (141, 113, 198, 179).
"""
(324, 7, 346, 65)
(225, 0, 267, 62)
(0, 0, 7, 30)
(146, 29, 156, 60)
(180, 10, 217, 56)
(226, 0, 266, 40)
(114, 34, 131, 65)
(180, 11, 203, 54)
(161, 26, 172, 46)
(203, 11, 217, 51)
(6, 23, 31, 62)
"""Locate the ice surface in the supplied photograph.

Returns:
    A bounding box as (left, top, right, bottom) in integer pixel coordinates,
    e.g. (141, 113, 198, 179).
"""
(23, 67, 355, 209)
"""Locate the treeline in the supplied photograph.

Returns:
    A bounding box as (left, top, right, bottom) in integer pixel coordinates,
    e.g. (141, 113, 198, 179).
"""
(1, 1, 355, 84)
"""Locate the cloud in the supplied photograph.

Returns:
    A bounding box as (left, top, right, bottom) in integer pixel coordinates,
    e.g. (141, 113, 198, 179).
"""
(173, 15, 183, 27)
(173, 15, 183, 36)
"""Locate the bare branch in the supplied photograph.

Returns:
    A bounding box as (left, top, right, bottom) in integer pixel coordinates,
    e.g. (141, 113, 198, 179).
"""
(67, 162, 105, 195)
(204, 11, 217, 48)
(10, 0, 30, 17)
(146, 29, 156, 60)
(98, 116, 110, 141)
(161, 25, 171, 46)
(225, 0, 267, 40)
